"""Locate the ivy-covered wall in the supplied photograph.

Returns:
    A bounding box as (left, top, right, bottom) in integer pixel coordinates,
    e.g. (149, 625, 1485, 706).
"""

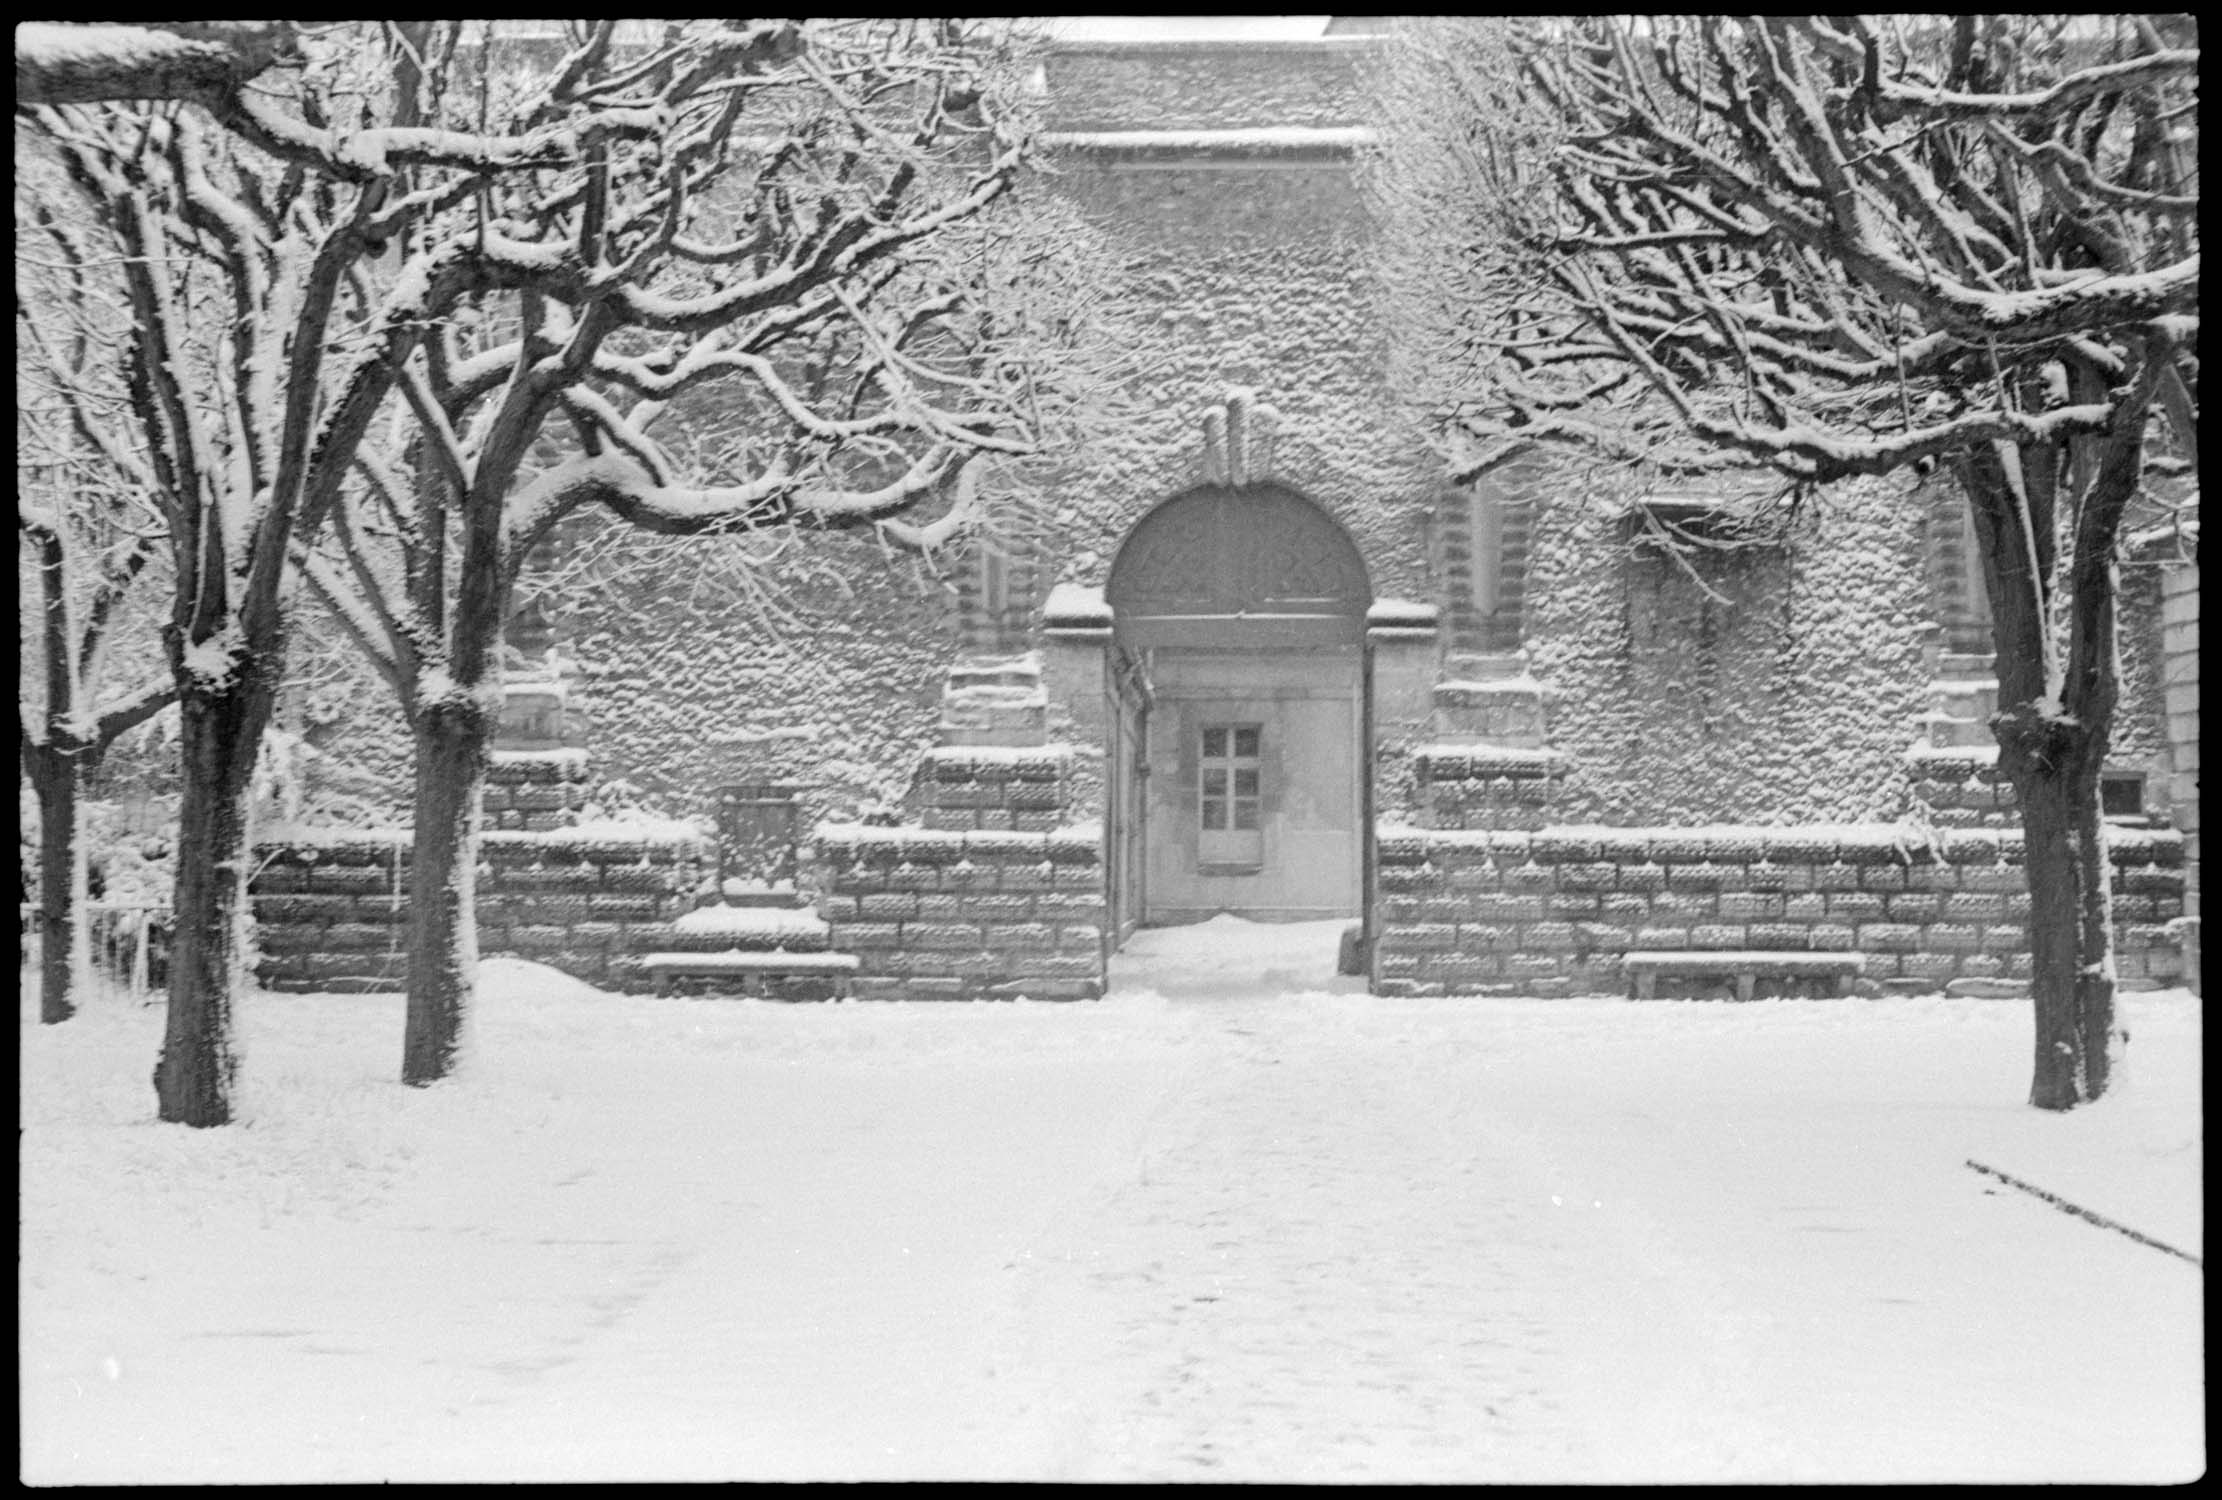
(1519, 477, 1933, 825)
(554, 523, 962, 827)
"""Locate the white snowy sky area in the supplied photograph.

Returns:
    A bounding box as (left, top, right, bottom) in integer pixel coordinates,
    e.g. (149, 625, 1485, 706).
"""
(19, 920, 2203, 1484)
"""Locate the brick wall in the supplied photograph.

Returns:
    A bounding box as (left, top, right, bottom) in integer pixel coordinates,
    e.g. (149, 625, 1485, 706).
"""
(1372, 823, 2188, 998)
(811, 825, 1107, 1000)
(251, 825, 708, 993)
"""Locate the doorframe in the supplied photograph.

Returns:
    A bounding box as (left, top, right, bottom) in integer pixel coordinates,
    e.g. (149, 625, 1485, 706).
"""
(1097, 481, 1375, 937)
(1360, 638, 1378, 965)
(1119, 645, 1367, 926)
(1105, 642, 1153, 946)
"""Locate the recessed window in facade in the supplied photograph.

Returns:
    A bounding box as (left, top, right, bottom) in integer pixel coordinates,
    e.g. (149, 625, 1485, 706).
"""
(1199, 723, 1264, 872)
(2101, 771, 2148, 820)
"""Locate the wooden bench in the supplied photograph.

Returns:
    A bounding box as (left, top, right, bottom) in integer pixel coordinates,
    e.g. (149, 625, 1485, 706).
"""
(640, 949, 860, 999)
(1622, 950, 1864, 1002)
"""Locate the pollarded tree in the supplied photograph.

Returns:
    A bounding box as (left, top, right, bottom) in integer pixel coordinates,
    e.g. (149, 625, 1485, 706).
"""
(285, 19, 1123, 1086)
(1368, 15, 2198, 1109)
(21, 23, 742, 1124)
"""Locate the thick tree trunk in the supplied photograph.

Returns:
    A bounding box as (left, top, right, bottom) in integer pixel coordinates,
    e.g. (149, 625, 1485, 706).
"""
(1962, 449, 2124, 1112)
(154, 681, 269, 1127)
(400, 696, 494, 1086)
(2003, 737, 2117, 1109)
(29, 748, 86, 1025)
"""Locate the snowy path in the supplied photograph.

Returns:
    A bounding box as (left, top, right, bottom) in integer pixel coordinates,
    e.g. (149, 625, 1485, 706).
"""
(1023, 921, 2202, 1482)
(19, 927, 2204, 1483)
(1016, 990, 1739, 1482)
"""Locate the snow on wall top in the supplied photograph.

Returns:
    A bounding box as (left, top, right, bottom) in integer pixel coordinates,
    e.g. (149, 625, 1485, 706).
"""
(1042, 582, 1112, 629)
(1367, 599, 1438, 627)
(921, 743, 1075, 769)
(1378, 820, 2185, 861)
(1044, 126, 1375, 157)
(669, 904, 828, 941)
(815, 821, 1102, 856)
(490, 747, 593, 767)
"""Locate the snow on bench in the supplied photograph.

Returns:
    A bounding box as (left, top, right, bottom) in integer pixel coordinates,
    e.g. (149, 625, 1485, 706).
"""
(640, 949, 860, 998)
(1621, 950, 1864, 1003)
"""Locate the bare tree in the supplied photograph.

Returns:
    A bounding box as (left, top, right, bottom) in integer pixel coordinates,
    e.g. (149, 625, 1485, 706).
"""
(16, 270, 175, 1020)
(20, 23, 743, 1124)
(1368, 15, 2198, 1108)
(291, 21, 1130, 1087)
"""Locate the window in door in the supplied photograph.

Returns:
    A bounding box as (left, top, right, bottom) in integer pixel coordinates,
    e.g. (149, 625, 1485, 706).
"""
(1199, 723, 1263, 873)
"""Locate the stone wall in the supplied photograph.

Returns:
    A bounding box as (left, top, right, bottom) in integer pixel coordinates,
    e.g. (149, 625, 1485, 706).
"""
(811, 825, 1107, 1000)
(2159, 563, 2200, 990)
(481, 748, 594, 831)
(1371, 823, 2188, 999)
(1902, 747, 2023, 828)
(909, 744, 1077, 833)
(250, 824, 708, 993)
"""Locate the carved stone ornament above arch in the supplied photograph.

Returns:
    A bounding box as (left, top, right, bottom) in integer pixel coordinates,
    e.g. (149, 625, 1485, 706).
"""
(1106, 482, 1373, 648)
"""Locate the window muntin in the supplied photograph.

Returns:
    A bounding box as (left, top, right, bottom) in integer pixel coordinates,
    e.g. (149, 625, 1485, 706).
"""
(1200, 724, 1262, 831)
(1198, 722, 1264, 871)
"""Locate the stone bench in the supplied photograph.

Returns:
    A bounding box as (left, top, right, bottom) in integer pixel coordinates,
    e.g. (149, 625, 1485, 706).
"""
(641, 949, 860, 999)
(1622, 950, 1865, 1002)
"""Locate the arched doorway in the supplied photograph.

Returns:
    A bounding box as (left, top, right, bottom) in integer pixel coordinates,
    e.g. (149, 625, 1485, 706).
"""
(1104, 483, 1372, 928)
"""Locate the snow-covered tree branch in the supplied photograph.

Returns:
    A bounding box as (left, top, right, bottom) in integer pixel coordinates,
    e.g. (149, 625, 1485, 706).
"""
(15, 22, 302, 108)
(26, 19, 1054, 1120)
(1367, 14, 2198, 1110)
(258, 18, 1133, 1089)
(15, 216, 177, 1025)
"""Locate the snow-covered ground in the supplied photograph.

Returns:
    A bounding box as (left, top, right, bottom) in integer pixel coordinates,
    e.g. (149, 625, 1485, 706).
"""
(19, 918, 2203, 1483)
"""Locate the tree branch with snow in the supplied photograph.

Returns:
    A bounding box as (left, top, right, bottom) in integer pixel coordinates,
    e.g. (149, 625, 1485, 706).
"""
(1366, 13, 2198, 1110)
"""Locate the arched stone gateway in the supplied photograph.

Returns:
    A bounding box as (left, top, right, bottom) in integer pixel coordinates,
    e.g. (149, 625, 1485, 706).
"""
(1108, 483, 1372, 648)
(1104, 484, 1373, 926)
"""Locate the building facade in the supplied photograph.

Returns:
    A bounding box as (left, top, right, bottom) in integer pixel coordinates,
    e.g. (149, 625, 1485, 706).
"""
(254, 30, 2196, 1000)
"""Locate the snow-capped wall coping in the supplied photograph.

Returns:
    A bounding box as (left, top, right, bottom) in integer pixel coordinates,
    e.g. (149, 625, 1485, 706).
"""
(1375, 821, 2185, 865)
(1366, 599, 1437, 628)
(1043, 125, 1376, 157)
(484, 819, 710, 857)
(1434, 676, 1547, 697)
(489, 746, 592, 767)
(1367, 598, 1438, 643)
(257, 821, 710, 859)
(669, 905, 829, 943)
(922, 743, 1075, 771)
(1042, 583, 1113, 639)
(253, 826, 412, 860)
(815, 821, 1103, 860)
